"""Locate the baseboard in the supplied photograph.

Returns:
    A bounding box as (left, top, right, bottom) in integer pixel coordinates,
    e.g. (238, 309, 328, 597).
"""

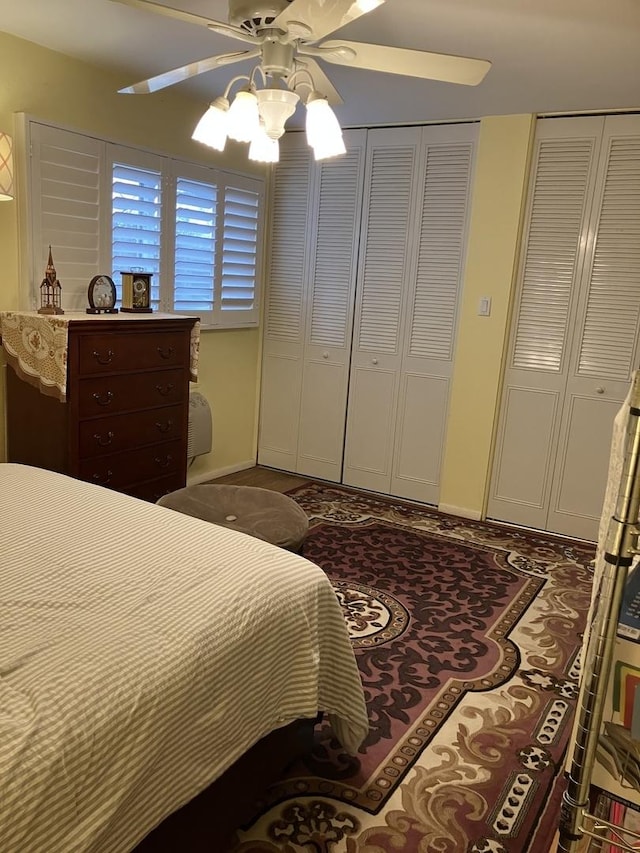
(187, 459, 255, 486)
(438, 503, 483, 521)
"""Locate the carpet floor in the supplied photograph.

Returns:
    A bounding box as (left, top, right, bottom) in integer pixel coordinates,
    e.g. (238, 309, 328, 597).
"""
(229, 484, 595, 853)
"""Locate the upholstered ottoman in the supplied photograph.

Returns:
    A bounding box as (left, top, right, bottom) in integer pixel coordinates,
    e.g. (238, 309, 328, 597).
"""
(157, 484, 309, 552)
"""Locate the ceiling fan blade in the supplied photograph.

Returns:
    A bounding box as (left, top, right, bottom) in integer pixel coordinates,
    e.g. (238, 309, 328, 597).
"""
(273, 0, 385, 43)
(306, 40, 491, 86)
(292, 57, 343, 105)
(118, 49, 261, 95)
(109, 0, 252, 44)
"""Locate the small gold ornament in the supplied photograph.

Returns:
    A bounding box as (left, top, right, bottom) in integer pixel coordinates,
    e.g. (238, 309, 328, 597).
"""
(38, 246, 64, 315)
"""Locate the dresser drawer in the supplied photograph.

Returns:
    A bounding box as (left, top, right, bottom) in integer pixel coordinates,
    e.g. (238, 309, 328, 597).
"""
(78, 404, 184, 458)
(77, 331, 190, 376)
(78, 368, 186, 418)
(79, 439, 183, 489)
(127, 474, 184, 503)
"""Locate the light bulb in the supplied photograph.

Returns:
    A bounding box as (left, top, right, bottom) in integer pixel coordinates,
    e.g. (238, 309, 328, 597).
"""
(249, 125, 280, 163)
(191, 97, 229, 151)
(306, 94, 346, 161)
(227, 90, 260, 143)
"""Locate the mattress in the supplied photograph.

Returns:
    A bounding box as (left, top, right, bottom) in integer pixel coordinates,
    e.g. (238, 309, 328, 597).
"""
(0, 464, 368, 853)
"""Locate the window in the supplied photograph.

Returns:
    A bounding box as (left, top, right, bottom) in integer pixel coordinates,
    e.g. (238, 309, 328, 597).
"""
(25, 120, 265, 328)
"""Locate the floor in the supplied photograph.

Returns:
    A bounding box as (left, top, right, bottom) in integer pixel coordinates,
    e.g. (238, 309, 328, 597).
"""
(207, 466, 312, 493)
(208, 467, 598, 853)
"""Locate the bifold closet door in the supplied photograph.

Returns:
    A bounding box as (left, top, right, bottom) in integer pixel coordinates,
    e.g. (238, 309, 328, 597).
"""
(488, 114, 640, 540)
(258, 131, 366, 479)
(343, 124, 477, 503)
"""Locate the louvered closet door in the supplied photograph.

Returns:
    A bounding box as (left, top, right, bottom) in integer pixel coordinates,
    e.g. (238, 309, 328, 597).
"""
(258, 131, 365, 477)
(488, 114, 640, 540)
(547, 114, 640, 539)
(297, 130, 367, 480)
(343, 127, 422, 492)
(258, 136, 311, 470)
(390, 123, 477, 503)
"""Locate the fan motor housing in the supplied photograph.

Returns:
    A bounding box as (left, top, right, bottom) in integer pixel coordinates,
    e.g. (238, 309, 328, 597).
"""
(228, 0, 292, 33)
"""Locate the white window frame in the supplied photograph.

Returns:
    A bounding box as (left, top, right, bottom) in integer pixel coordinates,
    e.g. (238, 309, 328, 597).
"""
(18, 115, 265, 329)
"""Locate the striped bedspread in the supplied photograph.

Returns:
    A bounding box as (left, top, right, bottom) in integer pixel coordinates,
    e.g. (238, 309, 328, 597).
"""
(0, 464, 368, 853)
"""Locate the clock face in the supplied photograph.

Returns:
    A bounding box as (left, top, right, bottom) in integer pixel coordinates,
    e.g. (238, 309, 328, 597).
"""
(88, 275, 116, 310)
(132, 277, 149, 307)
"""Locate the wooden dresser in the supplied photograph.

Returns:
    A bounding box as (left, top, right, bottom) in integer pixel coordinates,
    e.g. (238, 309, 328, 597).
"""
(4, 314, 199, 502)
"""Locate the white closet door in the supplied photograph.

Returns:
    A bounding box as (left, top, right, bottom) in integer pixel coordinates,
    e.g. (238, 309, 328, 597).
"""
(343, 127, 421, 492)
(297, 129, 367, 480)
(258, 137, 311, 470)
(547, 115, 640, 539)
(488, 117, 604, 531)
(488, 114, 640, 540)
(391, 123, 477, 503)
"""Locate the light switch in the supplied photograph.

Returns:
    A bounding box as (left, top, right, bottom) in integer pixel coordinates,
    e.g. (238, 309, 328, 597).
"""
(478, 296, 492, 317)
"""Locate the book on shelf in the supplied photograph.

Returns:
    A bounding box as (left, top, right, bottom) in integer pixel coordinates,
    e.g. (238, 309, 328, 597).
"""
(618, 562, 640, 642)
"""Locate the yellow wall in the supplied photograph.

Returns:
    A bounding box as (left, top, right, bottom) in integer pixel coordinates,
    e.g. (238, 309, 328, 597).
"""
(439, 114, 535, 518)
(0, 31, 265, 474)
(0, 32, 537, 508)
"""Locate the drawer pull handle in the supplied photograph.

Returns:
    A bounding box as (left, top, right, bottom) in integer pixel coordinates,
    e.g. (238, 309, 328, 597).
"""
(157, 346, 174, 359)
(91, 470, 113, 484)
(92, 391, 114, 406)
(92, 349, 114, 365)
(154, 454, 173, 469)
(155, 383, 175, 397)
(93, 430, 114, 447)
(155, 419, 174, 434)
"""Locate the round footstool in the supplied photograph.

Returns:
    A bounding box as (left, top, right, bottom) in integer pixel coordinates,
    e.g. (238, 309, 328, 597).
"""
(156, 484, 309, 552)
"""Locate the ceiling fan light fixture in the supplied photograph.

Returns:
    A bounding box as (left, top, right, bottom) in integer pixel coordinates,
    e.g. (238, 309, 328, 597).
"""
(256, 88, 300, 140)
(192, 96, 230, 151)
(249, 125, 280, 163)
(311, 135, 347, 162)
(227, 89, 260, 143)
(305, 93, 345, 160)
(355, 0, 385, 15)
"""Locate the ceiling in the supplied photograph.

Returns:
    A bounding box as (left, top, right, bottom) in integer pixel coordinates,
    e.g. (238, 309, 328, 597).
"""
(1, 0, 639, 129)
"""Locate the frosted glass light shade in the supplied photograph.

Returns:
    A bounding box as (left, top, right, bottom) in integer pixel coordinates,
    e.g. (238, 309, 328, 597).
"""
(192, 97, 229, 151)
(0, 132, 14, 201)
(306, 96, 346, 161)
(248, 126, 280, 163)
(227, 90, 260, 143)
(256, 89, 300, 140)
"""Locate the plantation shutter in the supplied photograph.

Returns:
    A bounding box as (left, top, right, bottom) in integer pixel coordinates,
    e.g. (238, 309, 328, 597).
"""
(511, 136, 597, 372)
(173, 176, 216, 313)
(265, 143, 311, 341)
(308, 147, 364, 347)
(356, 142, 416, 353)
(408, 138, 474, 360)
(217, 180, 261, 325)
(29, 124, 104, 311)
(111, 149, 163, 306)
(577, 134, 640, 380)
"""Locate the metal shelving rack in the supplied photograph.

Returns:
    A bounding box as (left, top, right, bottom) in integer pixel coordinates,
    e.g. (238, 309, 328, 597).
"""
(559, 372, 640, 852)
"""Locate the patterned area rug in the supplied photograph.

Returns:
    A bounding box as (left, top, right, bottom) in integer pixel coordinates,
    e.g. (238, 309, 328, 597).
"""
(230, 484, 595, 853)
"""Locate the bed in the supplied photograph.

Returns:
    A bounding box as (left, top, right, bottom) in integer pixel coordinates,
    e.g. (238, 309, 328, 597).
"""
(0, 463, 368, 853)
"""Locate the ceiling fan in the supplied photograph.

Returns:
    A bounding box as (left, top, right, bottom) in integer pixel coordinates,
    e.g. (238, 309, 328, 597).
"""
(111, 0, 491, 161)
